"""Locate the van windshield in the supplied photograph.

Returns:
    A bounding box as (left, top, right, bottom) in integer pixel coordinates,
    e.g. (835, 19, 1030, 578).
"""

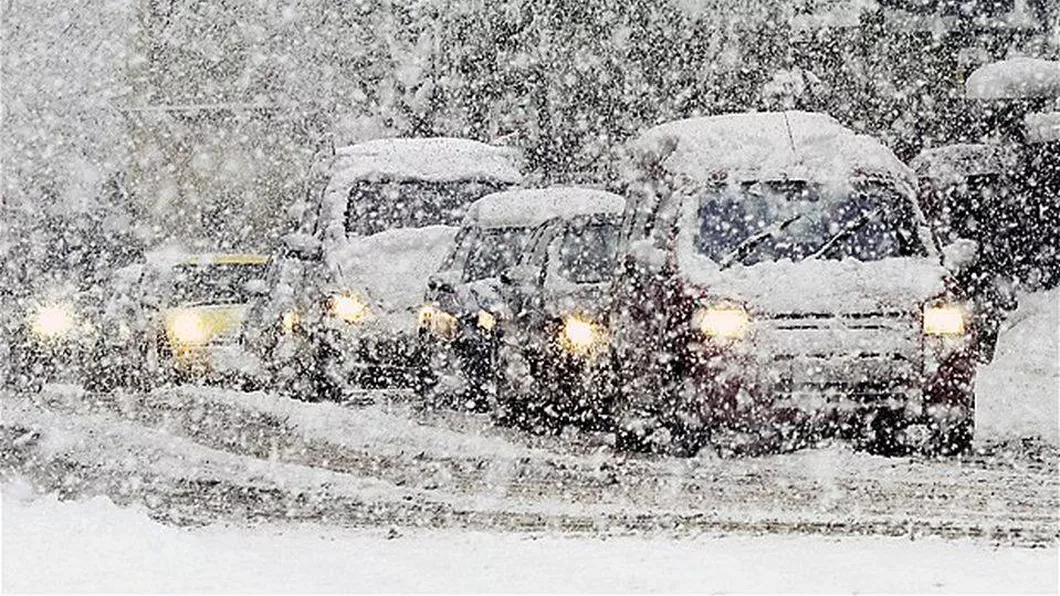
(170, 263, 267, 306)
(553, 222, 620, 284)
(694, 180, 926, 266)
(346, 179, 509, 236)
(463, 227, 531, 281)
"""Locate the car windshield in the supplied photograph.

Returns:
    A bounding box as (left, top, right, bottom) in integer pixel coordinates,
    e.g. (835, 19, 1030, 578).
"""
(553, 222, 620, 284)
(463, 227, 532, 281)
(169, 263, 267, 306)
(693, 180, 926, 266)
(346, 179, 509, 236)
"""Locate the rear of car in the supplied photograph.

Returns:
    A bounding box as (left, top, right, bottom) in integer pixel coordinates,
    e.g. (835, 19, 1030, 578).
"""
(246, 137, 523, 401)
(610, 111, 979, 456)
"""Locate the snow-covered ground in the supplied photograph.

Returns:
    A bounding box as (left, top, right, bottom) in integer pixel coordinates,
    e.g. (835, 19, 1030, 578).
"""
(3, 489, 1056, 593)
(978, 288, 1059, 444)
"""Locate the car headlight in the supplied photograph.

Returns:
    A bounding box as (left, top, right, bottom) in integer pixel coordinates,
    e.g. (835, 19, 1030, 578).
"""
(477, 310, 497, 331)
(418, 303, 458, 337)
(329, 293, 369, 323)
(692, 306, 750, 339)
(923, 303, 965, 335)
(560, 315, 602, 354)
(280, 309, 301, 334)
(168, 311, 209, 344)
(30, 303, 75, 339)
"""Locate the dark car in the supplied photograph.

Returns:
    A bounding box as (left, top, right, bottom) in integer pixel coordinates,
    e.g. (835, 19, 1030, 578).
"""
(418, 187, 625, 413)
(607, 111, 982, 457)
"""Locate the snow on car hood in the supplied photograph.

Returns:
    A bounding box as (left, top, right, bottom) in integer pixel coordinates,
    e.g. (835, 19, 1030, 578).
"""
(676, 251, 948, 315)
(326, 225, 458, 329)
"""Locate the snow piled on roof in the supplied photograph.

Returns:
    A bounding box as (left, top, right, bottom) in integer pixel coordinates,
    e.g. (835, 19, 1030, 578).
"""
(977, 288, 1059, 445)
(910, 143, 1012, 183)
(465, 187, 625, 229)
(632, 111, 914, 191)
(330, 137, 523, 185)
(1024, 111, 1060, 144)
(965, 58, 1060, 101)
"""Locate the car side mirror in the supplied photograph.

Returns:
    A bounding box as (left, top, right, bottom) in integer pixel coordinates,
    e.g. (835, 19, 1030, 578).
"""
(942, 238, 979, 273)
(283, 233, 323, 261)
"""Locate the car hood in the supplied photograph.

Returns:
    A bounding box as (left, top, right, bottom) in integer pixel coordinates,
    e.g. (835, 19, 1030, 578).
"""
(326, 225, 458, 332)
(677, 253, 949, 315)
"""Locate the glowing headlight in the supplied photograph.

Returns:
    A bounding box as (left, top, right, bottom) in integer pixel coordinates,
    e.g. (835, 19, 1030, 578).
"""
(30, 303, 75, 338)
(169, 311, 209, 345)
(560, 316, 600, 353)
(923, 304, 965, 335)
(280, 310, 301, 334)
(330, 293, 369, 323)
(418, 304, 458, 337)
(477, 310, 497, 331)
(693, 306, 750, 339)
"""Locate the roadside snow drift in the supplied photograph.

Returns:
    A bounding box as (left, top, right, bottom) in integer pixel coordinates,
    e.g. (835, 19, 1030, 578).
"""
(3, 491, 1056, 594)
(977, 289, 1059, 445)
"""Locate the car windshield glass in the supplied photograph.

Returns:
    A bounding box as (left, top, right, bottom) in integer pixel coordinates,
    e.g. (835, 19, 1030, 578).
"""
(463, 227, 532, 281)
(694, 180, 926, 266)
(346, 179, 509, 236)
(554, 222, 620, 284)
(169, 263, 267, 306)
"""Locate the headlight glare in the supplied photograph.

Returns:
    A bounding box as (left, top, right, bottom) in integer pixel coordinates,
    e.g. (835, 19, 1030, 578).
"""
(330, 293, 369, 323)
(419, 303, 457, 337)
(923, 304, 965, 335)
(169, 311, 209, 344)
(30, 304, 75, 338)
(693, 306, 750, 339)
(477, 310, 497, 331)
(560, 316, 600, 353)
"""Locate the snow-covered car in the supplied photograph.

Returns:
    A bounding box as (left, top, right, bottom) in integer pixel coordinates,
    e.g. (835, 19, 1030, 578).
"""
(128, 253, 269, 386)
(490, 189, 626, 431)
(242, 137, 523, 401)
(418, 187, 624, 412)
(608, 111, 982, 456)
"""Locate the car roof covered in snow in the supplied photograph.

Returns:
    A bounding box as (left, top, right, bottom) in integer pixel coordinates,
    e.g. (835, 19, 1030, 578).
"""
(965, 58, 1060, 101)
(330, 137, 524, 186)
(630, 111, 915, 192)
(1024, 111, 1060, 144)
(464, 187, 626, 229)
(910, 143, 1012, 183)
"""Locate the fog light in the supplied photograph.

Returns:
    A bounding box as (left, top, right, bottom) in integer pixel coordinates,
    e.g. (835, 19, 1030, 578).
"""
(560, 316, 600, 354)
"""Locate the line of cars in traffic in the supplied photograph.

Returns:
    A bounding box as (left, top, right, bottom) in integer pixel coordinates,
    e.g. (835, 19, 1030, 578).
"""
(11, 107, 1037, 457)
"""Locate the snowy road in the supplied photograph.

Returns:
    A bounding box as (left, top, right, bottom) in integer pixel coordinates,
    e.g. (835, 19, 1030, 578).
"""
(2, 384, 1056, 548)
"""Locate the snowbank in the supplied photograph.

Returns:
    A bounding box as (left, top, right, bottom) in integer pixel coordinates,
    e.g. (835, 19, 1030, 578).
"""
(4, 490, 1056, 593)
(465, 187, 625, 229)
(965, 58, 1060, 101)
(977, 289, 1059, 445)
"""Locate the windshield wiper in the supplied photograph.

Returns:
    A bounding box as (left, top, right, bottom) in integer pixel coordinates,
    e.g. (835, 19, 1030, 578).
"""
(718, 214, 803, 270)
(806, 207, 883, 260)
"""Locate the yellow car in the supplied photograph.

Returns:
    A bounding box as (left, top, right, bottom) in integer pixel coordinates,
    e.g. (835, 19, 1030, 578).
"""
(144, 253, 269, 383)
